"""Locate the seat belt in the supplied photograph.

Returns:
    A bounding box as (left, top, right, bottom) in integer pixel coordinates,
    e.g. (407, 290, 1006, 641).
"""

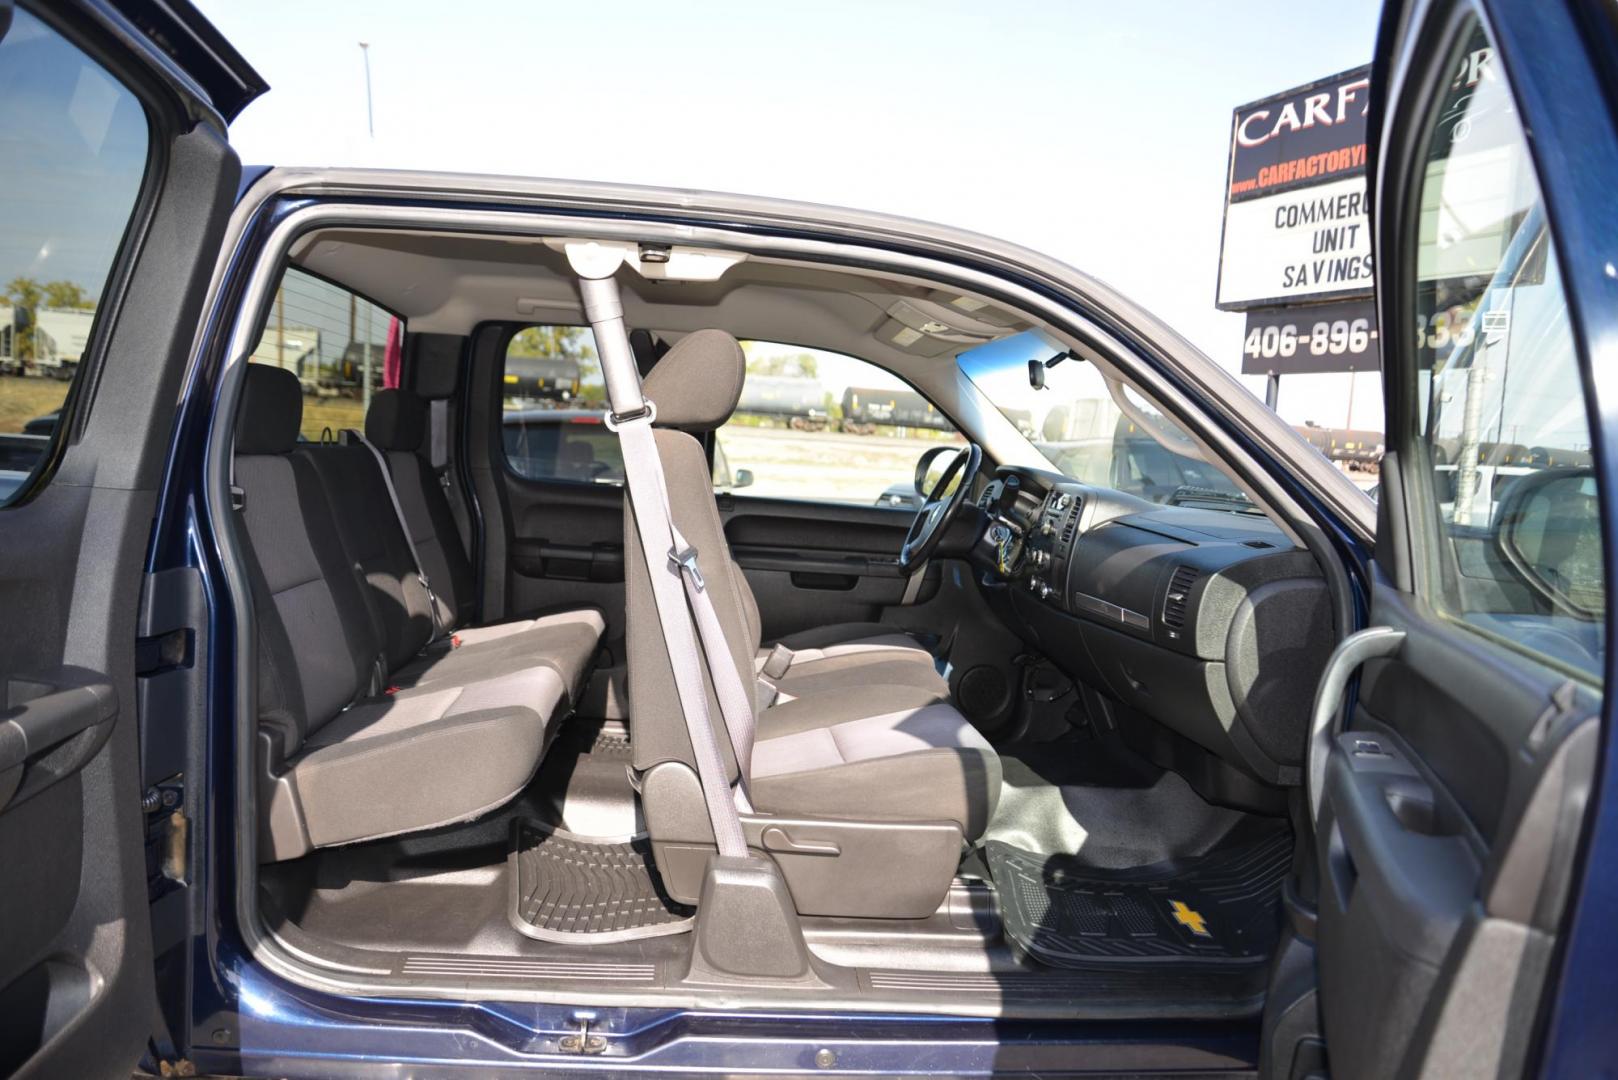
(351, 431, 449, 644)
(577, 264, 752, 858)
(426, 397, 474, 554)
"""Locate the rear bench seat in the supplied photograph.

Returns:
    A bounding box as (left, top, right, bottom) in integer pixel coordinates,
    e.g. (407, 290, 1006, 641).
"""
(233, 366, 603, 860)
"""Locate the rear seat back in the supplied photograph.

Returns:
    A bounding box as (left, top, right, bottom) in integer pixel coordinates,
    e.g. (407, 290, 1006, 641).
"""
(296, 441, 436, 674)
(363, 390, 476, 627)
(233, 367, 381, 758)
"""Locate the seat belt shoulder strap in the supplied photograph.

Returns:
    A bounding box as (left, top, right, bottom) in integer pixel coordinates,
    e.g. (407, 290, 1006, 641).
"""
(353, 431, 446, 643)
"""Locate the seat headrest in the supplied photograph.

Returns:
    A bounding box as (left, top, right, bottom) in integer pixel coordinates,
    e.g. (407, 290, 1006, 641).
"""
(235, 364, 304, 455)
(643, 329, 745, 432)
(365, 389, 426, 451)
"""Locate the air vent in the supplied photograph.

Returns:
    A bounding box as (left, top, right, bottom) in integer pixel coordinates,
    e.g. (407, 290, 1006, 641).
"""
(1163, 566, 1200, 628)
(1060, 499, 1082, 544)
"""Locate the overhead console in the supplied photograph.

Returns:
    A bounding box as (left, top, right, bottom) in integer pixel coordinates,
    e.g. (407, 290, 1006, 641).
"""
(975, 467, 1334, 788)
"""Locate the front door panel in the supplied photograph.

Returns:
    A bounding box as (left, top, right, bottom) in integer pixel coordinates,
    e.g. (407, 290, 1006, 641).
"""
(0, 3, 246, 1075)
(1310, 1, 1616, 1075)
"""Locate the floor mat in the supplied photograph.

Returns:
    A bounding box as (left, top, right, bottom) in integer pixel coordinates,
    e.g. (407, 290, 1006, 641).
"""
(508, 819, 693, 943)
(987, 824, 1291, 969)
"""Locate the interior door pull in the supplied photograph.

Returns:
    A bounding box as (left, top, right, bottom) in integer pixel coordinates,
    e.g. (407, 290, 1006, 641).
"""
(1308, 626, 1405, 826)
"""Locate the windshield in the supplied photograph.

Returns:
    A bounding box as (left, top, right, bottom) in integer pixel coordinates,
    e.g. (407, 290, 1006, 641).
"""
(958, 331, 1251, 510)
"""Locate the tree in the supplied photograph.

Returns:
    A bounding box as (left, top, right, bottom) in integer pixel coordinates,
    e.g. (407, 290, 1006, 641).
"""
(743, 349, 819, 379)
(42, 281, 92, 309)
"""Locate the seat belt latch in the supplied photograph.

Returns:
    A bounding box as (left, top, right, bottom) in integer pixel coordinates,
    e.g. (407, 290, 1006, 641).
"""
(761, 642, 794, 680)
(669, 545, 705, 591)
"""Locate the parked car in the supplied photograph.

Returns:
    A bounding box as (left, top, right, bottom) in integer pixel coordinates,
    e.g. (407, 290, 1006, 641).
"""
(2, 2, 1614, 1078)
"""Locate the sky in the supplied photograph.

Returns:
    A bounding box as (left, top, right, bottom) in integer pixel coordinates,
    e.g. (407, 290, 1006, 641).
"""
(196, 0, 1387, 430)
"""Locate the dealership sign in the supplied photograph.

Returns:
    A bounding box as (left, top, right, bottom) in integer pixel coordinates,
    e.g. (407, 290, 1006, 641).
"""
(1217, 67, 1374, 311)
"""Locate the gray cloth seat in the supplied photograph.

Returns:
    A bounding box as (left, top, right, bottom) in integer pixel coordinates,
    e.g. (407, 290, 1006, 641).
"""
(624, 330, 1001, 853)
(749, 685, 1000, 835)
(233, 365, 601, 858)
(291, 666, 564, 848)
(355, 388, 605, 697)
(292, 428, 603, 701)
(760, 622, 947, 703)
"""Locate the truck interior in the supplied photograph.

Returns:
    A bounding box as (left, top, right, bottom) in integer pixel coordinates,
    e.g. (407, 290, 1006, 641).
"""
(228, 227, 1350, 1019)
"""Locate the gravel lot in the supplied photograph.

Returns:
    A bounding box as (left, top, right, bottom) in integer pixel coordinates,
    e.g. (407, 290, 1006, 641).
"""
(716, 425, 962, 505)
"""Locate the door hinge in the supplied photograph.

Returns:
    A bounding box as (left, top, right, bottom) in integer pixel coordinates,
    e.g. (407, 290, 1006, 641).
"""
(559, 1014, 607, 1055)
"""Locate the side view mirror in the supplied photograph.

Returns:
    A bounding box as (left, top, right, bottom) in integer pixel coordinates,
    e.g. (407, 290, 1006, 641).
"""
(1495, 467, 1604, 619)
(913, 445, 957, 496)
(732, 467, 754, 490)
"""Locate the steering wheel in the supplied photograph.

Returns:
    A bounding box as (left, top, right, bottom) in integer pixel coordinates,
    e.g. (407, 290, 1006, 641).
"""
(899, 442, 982, 571)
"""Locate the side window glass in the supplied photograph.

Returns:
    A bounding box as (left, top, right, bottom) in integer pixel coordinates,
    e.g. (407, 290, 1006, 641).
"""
(248, 268, 401, 442)
(1410, 20, 1603, 679)
(499, 324, 619, 484)
(0, 9, 151, 504)
(714, 340, 964, 507)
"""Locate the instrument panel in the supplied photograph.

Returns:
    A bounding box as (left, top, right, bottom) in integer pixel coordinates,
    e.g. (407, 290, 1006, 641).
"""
(972, 464, 1334, 788)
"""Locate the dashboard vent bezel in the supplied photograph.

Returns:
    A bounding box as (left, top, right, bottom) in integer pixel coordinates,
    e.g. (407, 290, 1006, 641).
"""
(1060, 497, 1082, 545)
(1162, 565, 1201, 629)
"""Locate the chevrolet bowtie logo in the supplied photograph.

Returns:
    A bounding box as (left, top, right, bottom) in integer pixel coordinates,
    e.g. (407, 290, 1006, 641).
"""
(1170, 900, 1211, 937)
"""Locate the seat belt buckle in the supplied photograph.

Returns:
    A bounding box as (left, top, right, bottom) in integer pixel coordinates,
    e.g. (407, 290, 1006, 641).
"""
(230, 485, 246, 511)
(761, 642, 794, 680)
(668, 545, 705, 591)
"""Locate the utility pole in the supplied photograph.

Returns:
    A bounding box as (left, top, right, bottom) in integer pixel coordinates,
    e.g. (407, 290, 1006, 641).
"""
(358, 42, 374, 138)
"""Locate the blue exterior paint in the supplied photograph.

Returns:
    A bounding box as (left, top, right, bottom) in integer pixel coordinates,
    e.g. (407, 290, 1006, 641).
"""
(1479, 0, 1618, 1074)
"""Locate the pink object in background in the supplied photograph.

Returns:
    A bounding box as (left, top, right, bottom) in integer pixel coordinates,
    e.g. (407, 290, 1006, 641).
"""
(383, 317, 403, 389)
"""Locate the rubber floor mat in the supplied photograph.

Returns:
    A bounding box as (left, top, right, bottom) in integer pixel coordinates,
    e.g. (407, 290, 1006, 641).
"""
(986, 824, 1291, 969)
(508, 819, 693, 943)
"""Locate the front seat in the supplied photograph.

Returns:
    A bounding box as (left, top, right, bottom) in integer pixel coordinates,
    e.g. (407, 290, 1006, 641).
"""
(623, 329, 1001, 917)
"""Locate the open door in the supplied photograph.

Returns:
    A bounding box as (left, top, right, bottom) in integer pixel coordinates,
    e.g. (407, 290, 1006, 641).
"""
(0, 2, 256, 1076)
(1304, 1, 1617, 1077)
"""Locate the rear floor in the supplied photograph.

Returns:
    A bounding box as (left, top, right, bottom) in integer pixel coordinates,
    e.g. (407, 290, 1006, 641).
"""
(258, 718, 1290, 1018)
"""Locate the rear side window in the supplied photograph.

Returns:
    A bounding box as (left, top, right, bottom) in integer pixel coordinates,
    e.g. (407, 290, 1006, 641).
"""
(499, 325, 622, 484)
(1407, 20, 1604, 680)
(0, 8, 150, 504)
(247, 268, 401, 442)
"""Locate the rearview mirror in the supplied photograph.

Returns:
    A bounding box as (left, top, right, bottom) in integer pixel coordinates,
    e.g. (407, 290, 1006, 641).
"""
(1027, 358, 1045, 391)
(1496, 467, 1604, 619)
(732, 467, 754, 490)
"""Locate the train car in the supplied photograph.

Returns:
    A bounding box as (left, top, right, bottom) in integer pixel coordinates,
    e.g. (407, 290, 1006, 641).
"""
(503, 353, 583, 401)
(736, 374, 829, 430)
(1294, 422, 1385, 468)
(840, 386, 951, 434)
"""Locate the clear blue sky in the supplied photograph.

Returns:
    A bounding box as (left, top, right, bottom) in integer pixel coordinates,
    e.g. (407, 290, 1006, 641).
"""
(198, 0, 1386, 428)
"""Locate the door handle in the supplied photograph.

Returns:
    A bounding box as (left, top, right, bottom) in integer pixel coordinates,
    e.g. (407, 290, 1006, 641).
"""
(1308, 626, 1405, 826)
(0, 677, 117, 811)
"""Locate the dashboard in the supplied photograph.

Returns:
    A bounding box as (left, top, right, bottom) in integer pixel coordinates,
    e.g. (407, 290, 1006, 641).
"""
(971, 465, 1335, 787)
